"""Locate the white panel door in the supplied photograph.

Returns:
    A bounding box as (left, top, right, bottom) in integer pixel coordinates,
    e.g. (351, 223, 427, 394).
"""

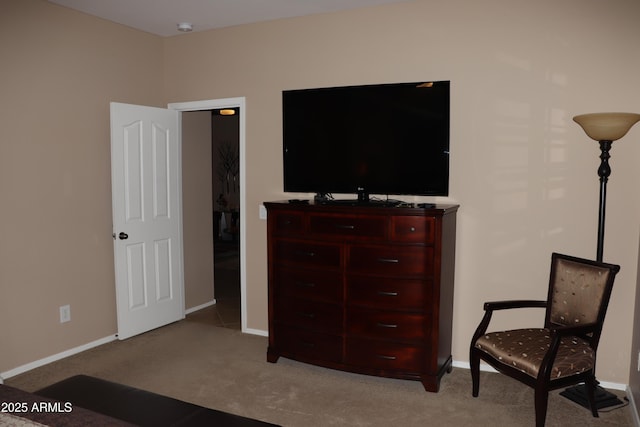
(110, 102, 184, 340)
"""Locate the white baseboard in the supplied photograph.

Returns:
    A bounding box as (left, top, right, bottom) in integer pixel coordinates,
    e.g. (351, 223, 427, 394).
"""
(0, 335, 117, 381)
(1, 302, 241, 381)
(452, 359, 499, 374)
(185, 299, 216, 315)
(597, 379, 628, 392)
(451, 360, 627, 391)
(185, 299, 267, 337)
(243, 327, 268, 337)
(628, 386, 640, 427)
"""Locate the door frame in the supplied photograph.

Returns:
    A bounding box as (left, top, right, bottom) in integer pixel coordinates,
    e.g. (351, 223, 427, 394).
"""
(168, 97, 248, 332)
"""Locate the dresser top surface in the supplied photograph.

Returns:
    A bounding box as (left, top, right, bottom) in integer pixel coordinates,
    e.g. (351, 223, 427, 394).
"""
(264, 200, 459, 215)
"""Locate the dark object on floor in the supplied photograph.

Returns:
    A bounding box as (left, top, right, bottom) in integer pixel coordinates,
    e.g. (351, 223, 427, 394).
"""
(560, 383, 624, 410)
(469, 253, 621, 427)
(0, 382, 133, 426)
(35, 374, 280, 427)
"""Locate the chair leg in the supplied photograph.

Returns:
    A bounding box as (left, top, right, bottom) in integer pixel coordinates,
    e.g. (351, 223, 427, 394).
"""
(534, 386, 549, 427)
(470, 349, 480, 397)
(585, 375, 600, 418)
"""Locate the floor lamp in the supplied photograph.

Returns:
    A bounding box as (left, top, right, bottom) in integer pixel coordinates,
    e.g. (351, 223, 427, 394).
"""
(560, 112, 640, 409)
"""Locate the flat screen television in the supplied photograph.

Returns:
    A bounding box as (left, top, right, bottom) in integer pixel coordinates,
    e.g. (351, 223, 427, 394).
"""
(282, 80, 450, 204)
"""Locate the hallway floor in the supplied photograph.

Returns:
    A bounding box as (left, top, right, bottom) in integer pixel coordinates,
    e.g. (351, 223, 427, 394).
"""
(189, 239, 240, 329)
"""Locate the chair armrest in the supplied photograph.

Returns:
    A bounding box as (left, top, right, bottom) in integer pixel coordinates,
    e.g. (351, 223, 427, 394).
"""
(471, 300, 547, 346)
(484, 300, 547, 312)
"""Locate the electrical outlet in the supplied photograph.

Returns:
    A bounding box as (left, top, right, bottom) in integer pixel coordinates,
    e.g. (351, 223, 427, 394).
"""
(59, 305, 71, 323)
(637, 350, 640, 372)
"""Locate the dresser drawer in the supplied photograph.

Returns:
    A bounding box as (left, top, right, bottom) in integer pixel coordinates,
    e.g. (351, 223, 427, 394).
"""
(346, 338, 423, 372)
(270, 211, 304, 235)
(347, 276, 431, 310)
(346, 307, 426, 342)
(275, 240, 341, 269)
(348, 245, 433, 276)
(275, 298, 343, 334)
(390, 216, 434, 243)
(274, 267, 342, 303)
(275, 327, 343, 363)
(308, 214, 386, 239)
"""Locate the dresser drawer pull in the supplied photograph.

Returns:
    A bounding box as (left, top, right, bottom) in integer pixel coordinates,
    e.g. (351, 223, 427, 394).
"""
(410, 226, 416, 232)
(295, 250, 316, 257)
(300, 340, 315, 348)
(335, 224, 355, 230)
(297, 312, 316, 319)
(296, 281, 316, 288)
(376, 354, 397, 360)
(377, 322, 398, 329)
(377, 291, 398, 297)
(377, 258, 399, 263)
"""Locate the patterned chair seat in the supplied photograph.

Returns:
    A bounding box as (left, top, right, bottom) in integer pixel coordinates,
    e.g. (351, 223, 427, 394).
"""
(474, 328, 593, 379)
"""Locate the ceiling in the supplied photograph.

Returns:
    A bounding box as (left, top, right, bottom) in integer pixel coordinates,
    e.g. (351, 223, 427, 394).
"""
(48, 0, 409, 37)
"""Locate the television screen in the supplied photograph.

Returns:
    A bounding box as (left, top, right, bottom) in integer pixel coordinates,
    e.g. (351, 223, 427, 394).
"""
(283, 81, 450, 201)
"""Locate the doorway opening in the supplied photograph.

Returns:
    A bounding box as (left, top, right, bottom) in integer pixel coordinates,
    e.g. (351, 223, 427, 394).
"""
(169, 98, 247, 332)
(212, 107, 240, 329)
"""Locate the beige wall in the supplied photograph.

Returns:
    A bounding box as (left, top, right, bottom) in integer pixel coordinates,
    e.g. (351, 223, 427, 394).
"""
(1, 0, 640, 389)
(162, 0, 640, 386)
(0, 0, 164, 372)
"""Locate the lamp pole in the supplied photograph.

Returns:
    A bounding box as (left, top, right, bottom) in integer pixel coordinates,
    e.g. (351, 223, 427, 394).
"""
(595, 139, 612, 262)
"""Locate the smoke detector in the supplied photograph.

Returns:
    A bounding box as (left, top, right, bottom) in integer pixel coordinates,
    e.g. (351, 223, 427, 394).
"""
(177, 22, 193, 32)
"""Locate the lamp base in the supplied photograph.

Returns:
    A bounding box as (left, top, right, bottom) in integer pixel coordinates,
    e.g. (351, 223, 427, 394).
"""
(559, 384, 623, 410)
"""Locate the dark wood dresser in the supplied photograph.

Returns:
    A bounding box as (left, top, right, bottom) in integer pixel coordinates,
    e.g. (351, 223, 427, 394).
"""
(265, 200, 458, 392)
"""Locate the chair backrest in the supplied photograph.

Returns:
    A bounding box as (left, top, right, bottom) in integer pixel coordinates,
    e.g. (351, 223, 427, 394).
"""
(545, 253, 620, 347)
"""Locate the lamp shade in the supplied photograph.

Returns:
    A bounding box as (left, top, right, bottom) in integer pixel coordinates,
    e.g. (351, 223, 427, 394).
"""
(573, 112, 640, 141)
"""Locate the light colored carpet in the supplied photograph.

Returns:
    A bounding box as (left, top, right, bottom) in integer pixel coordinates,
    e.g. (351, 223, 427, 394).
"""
(6, 308, 634, 427)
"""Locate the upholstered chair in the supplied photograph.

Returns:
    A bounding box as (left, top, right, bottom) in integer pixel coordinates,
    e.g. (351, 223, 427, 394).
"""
(469, 252, 620, 427)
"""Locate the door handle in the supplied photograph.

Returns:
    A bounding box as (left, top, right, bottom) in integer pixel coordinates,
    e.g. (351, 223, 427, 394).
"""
(118, 232, 128, 240)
